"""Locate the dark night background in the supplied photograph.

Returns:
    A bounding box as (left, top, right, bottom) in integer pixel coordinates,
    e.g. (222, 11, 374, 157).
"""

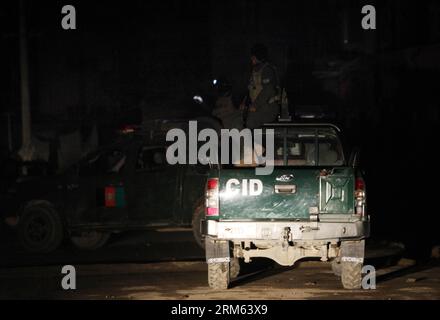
(1, 0, 440, 259)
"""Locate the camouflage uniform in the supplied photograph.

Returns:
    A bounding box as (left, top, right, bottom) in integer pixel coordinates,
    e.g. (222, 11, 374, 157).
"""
(246, 62, 280, 129)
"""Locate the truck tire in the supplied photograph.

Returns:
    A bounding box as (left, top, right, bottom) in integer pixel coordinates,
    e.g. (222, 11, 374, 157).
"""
(70, 231, 110, 250)
(18, 203, 64, 253)
(208, 262, 230, 290)
(230, 257, 240, 278)
(341, 261, 362, 289)
(331, 258, 342, 277)
(192, 198, 205, 249)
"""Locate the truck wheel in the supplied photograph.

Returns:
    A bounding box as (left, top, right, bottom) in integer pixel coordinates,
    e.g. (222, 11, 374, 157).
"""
(341, 261, 362, 289)
(18, 203, 64, 253)
(192, 198, 205, 249)
(230, 257, 240, 278)
(208, 262, 230, 290)
(331, 258, 342, 277)
(70, 231, 110, 250)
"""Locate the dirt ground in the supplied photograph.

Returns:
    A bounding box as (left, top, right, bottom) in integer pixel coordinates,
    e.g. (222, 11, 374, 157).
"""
(0, 227, 439, 300)
(0, 258, 439, 300)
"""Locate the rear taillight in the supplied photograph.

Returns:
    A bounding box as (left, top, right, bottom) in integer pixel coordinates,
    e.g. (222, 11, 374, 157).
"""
(355, 177, 366, 216)
(206, 178, 219, 216)
(355, 177, 365, 190)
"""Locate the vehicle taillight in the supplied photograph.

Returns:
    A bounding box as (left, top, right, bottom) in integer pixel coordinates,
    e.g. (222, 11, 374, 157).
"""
(355, 177, 366, 216)
(206, 178, 219, 216)
(355, 177, 365, 191)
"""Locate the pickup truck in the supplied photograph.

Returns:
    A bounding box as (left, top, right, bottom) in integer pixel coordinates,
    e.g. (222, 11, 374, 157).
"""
(200, 123, 370, 289)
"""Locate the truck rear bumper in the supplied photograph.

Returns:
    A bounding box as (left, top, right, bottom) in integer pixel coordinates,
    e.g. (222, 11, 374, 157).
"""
(203, 219, 369, 241)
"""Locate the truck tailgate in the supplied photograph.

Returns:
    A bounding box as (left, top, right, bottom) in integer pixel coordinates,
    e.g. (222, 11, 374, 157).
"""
(217, 167, 354, 220)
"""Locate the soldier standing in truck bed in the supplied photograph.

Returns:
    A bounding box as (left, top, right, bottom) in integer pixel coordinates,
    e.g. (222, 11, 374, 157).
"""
(241, 43, 280, 129)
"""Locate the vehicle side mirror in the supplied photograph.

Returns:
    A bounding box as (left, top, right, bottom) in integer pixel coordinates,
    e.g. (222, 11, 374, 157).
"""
(349, 148, 361, 168)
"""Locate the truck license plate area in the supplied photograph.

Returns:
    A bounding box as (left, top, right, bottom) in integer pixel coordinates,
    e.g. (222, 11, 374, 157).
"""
(218, 223, 257, 239)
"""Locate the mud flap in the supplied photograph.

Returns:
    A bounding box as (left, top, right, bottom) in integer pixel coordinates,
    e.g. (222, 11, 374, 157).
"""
(341, 240, 365, 263)
(205, 238, 230, 264)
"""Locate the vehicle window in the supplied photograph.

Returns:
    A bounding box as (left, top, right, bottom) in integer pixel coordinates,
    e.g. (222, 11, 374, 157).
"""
(281, 128, 344, 166)
(136, 147, 167, 171)
(79, 149, 126, 176)
(271, 129, 287, 166)
(233, 127, 344, 167)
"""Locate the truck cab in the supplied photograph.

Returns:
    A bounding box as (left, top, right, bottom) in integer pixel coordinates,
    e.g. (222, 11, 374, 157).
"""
(201, 123, 370, 290)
